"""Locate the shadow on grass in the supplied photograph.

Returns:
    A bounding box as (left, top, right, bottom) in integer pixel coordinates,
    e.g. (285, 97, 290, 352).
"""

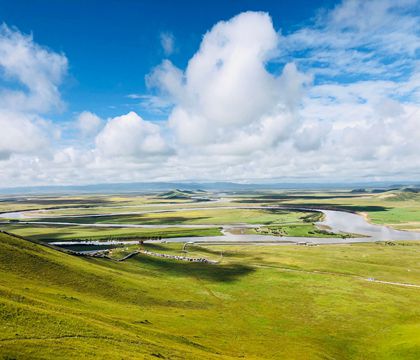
(260, 208, 306, 214)
(287, 203, 389, 213)
(60, 244, 123, 252)
(37, 215, 211, 225)
(243, 203, 390, 213)
(14, 198, 110, 206)
(187, 245, 242, 258)
(0, 228, 77, 243)
(130, 254, 254, 282)
(127, 215, 210, 225)
(336, 205, 389, 212)
(233, 199, 286, 203)
(34, 232, 78, 242)
(233, 194, 366, 202)
(142, 243, 179, 252)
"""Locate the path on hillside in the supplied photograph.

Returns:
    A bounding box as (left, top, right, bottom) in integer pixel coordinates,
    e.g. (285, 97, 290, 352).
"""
(255, 264, 420, 289)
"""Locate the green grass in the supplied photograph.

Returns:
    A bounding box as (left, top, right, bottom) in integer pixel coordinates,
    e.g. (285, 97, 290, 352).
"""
(30, 208, 313, 226)
(367, 207, 420, 225)
(1, 231, 420, 359)
(2, 190, 420, 360)
(237, 190, 420, 231)
(4, 190, 420, 232)
(0, 194, 194, 213)
(0, 223, 222, 242)
(252, 224, 349, 237)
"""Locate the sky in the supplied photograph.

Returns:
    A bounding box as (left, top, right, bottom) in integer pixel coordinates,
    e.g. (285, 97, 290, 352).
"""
(0, 0, 419, 187)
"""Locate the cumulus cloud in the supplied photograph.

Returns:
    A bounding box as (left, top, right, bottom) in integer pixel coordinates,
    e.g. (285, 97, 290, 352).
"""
(2, 2, 420, 187)
(0, 24, 67, 162)
(293, 121, 331, 152)
(76, 111, 102, 137)
(0, 24, 67, 112)
(0, 111, 49, 160)
(144, 4, 419, 182)
(95, 111, 171, 158)
(149, 12, 310, 155)
(146, 59, 184, 101)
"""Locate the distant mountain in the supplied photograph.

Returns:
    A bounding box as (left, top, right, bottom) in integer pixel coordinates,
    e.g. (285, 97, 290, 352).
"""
(0, 181, 419, 195)
(350, 188, 367, 193)
(402, 187, 420, 193)
(158, 189, 194, 199)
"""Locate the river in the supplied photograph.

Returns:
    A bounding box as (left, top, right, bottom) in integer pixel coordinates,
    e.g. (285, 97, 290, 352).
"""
(2, 205, 420, 248)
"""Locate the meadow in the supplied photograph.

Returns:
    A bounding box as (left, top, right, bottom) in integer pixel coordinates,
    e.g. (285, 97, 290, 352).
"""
(0, 223, 222, 243)
(1, 189, 420, 359)
(1, 231, 419, 359)
(0, 192, 335, 241)
(31, 208, 311, 226)
(240, 190, 420, 231)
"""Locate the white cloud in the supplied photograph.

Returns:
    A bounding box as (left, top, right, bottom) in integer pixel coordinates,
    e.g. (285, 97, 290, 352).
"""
(294, 120, 331, 152)
(0, 24, 67, 113)
(160, 32, 175, 56)
(0, 24, 67, 162)
(95, 111, 171, 158)
(280, 0, 420, 79)
(150, 12, 311, 155)
(0, 111, 49, 160)
(127, 94, 142, 99)
(146, 59, 184, 101)
(76, 111, 102, 137)
(2, 3, 420, 187)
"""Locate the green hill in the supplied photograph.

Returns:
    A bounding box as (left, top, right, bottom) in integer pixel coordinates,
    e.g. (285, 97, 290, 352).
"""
(1, 231, 420, 359)
(0, 231, 229, 359)
(158, 189, 211, 201)
(158, 189, 194, 200)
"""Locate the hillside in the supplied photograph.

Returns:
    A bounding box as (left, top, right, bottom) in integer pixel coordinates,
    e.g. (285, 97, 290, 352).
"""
(1, 231, 420, 359)
(157, 189, 211, 201)
(0, 231, 225, 359)
(158, 189, 194, 200)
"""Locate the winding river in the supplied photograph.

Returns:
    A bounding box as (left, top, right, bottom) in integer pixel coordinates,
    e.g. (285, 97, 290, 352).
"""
(2, 204, 420, 247)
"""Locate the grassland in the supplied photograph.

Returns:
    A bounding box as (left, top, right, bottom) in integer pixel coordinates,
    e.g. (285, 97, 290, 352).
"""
(4, 190, 420, 234)
(251, 224, 345, 237)
(233, 190, 420, 231)
(0, 223, 222, 243)
(1, 194, 337, 241)
(0, 194, 196, 214)
(1, 231, 420, 359)
(33, 208, 311, 226)
(1, 190, 420, 358)
(3, 189, 420, 243)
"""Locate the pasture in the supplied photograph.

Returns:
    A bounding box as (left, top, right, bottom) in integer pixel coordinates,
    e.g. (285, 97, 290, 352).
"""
(1, 189, 420, 359)
(1, 232, 419, 359)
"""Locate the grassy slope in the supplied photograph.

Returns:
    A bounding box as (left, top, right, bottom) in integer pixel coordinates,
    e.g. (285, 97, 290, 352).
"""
(0, 232, 230, 359)
(1, 232, 420, 359)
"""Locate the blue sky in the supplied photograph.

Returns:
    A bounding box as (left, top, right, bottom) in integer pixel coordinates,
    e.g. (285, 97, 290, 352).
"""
(0, 0, 337, 120)
(0, 1, 419, 186)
